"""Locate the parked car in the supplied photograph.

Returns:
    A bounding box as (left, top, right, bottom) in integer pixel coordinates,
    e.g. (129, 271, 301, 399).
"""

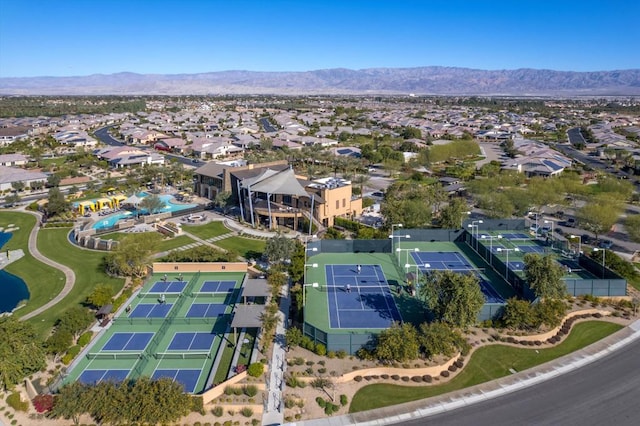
(581, 234, 593, 244)
(565, 217, 577, 227)
(598, 239, 613, 249)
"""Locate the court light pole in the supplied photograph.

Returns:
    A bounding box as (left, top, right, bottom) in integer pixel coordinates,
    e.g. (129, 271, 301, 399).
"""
(396, 247, 419, 269)
(481, 234, 502, 265)
(496, 247, 519, 282)
(303, 282, 319, 307)
(303, 263, 318, 298)
(467, 220, 483, 251)
(593, 248, 606, 278)
(544, 220, 555, 241)
(389, 223, 404, 261)
(391, 234, 411, 263)
(569, 234, 581, 257)
(461, 211, 471, 229)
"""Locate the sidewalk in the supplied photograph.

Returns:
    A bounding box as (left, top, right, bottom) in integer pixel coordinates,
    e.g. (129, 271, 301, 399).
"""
(288, 319, 640, 426)
(262, 284, 291, 426)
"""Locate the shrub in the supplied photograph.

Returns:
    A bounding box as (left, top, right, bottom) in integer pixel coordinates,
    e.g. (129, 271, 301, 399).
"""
(316, 397, 326, 407)
(336, 350, 347, 359)
(318, 368, 327, 374)
(354, 375, 363, 382)
(32, 394, 54, 413)
(314, 343, 327, 356)
(441, 370, 450, 378)
(234, 364, 247, 374)
(411, 376, 423, 382)
(306, 360, 315, 366)
(240, 407, 253, 418)
(243, 385, 258, 397)
(224, 386, 235, 396)
(327, 351, 336, 359)
(448, 365, 458, 372)
(340, 394, 348, 406)
(6, 393, 28, 412)
(212, 406, 224, 417)
(77, 331, 93, 347)
(247, 363, 264, 377)
(422, 375, 432, 383)
(455, 360, 464, 369)
(293, 357, 305, 366)
(391, 374, 400, 380)
(381, 374, 389, 379)
(401, 376, 410, 382)
(318, 360, 326, 366)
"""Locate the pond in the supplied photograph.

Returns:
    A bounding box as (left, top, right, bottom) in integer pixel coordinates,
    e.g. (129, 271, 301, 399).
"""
(0, 232, 30, 314)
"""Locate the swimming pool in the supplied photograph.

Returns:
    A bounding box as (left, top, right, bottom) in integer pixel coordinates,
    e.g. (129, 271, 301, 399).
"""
(92, 193, 197, 230)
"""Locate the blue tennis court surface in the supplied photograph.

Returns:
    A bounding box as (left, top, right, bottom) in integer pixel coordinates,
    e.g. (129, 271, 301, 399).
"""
(501, 233, 530, 240)
(186, 303, 226, 318)
(507, 261, 525, 271)
(130, 303, 173, 318)
(517, 245, 545, 253)
(149, 281, 187, 293)
(411, 251, 473, 271)
(103, 332, 154, 351)
(78, 369, 130, 385)
(152, 369, 200, 393)
(325, 264, 402, 329)
(199, 280, 236, 292)
(168, 332, 216, 351)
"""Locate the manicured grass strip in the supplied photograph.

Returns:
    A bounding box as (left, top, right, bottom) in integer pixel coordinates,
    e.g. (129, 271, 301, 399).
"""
(213, 334, 239, 384)
(34, 228, 125, 336)
(182, 221, 231, 240)
(215, 236, 266, 259)
(350, 321, 622, 413)
(100, 232, 195, 252)
(0, 212, 66, 318)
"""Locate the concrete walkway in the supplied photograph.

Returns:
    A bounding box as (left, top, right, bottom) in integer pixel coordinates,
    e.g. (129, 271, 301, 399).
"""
(18, 209, 76, 321)
(288, 319, 640, 425)
(262, 284, 291, 426)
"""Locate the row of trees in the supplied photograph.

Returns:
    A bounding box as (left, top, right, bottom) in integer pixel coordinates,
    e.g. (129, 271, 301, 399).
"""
(51, 378, 197, 425)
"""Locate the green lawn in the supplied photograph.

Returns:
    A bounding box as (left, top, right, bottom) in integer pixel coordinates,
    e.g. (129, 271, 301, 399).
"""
(34, 228, 125, 336)
(0, 212, 67, 319)
(213, 334, 239, 384)
(215, 236, 266, 259)
(350, 321, 622, 413)
(100, 232, 195, 252)
(182, 221, 231, 240)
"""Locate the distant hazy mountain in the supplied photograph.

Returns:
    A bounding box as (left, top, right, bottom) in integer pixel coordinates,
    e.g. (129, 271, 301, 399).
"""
(1, 67, 639, 96)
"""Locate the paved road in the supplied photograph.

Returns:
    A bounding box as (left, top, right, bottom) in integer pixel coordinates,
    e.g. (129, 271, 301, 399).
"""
(404, 334, 640, 426)
(18, 209, 76, 321)
(93, 126, 124, 147)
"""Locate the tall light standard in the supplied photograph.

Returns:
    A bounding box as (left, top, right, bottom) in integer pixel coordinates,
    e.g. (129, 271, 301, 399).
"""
(592, 248, 606, 278)
(303, 262, 318, 297)
(391, 234, 411, 262)
(303, 282, 319, 307)
(480, 234, 502, 265)
(389, 223, 404, 259)
(396, 247, 420, 269)
(569, 234, 581, 257)
(461, 211, 471, 229)
(467, 220, 483, 250)
(497, 247, 520, 281)
(544, 220, 555, 241)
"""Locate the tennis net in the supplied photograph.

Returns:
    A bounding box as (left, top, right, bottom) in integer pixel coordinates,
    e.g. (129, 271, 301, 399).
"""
(86, 352, 145, 360)
(322, 285, 391, 294)
(190, 291, 232, 297)
(154, 352, 211, 360)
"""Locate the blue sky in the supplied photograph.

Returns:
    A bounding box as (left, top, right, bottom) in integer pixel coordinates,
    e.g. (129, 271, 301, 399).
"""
(0, 0, 638, 77)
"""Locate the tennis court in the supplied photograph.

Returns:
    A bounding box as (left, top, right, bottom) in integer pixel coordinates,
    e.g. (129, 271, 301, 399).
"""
(102, 332, 154, 351)
(63, 269, 247, 394)
(78, 369, 130, 385)
(151, 369, 202, 393)
(411, 251, 504, 303)
(185, 302, 227, 318)
(129, 303, 173, 318)
(149, 280, 187, 293)
(199, 280, 236, 293)
(168, 332, 216, 351)
(324, 264, 402, 329)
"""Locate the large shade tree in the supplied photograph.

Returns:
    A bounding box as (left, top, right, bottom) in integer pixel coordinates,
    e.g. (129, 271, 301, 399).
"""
(523, 253, 566, 299)
(0, 316, 46, 390)
(418, 270, 484, 328)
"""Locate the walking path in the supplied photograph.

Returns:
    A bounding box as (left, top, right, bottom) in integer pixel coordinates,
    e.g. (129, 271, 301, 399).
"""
(262, 283, 291, 426)
(18, 209, 76, 321)
(289, 319, 640, 425)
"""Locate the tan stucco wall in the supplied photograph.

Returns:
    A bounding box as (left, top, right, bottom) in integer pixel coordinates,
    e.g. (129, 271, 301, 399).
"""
(152, 262, 248, 273)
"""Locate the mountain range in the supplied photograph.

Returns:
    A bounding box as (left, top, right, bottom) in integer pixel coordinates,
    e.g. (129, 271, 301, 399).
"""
(1, 67, 639, 96)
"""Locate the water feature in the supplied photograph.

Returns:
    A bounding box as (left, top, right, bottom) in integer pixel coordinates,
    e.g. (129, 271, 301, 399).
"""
(0, 232, 30, 314)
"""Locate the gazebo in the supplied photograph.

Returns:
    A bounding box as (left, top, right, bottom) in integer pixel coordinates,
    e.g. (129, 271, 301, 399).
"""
(240, 278, 270, 304)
